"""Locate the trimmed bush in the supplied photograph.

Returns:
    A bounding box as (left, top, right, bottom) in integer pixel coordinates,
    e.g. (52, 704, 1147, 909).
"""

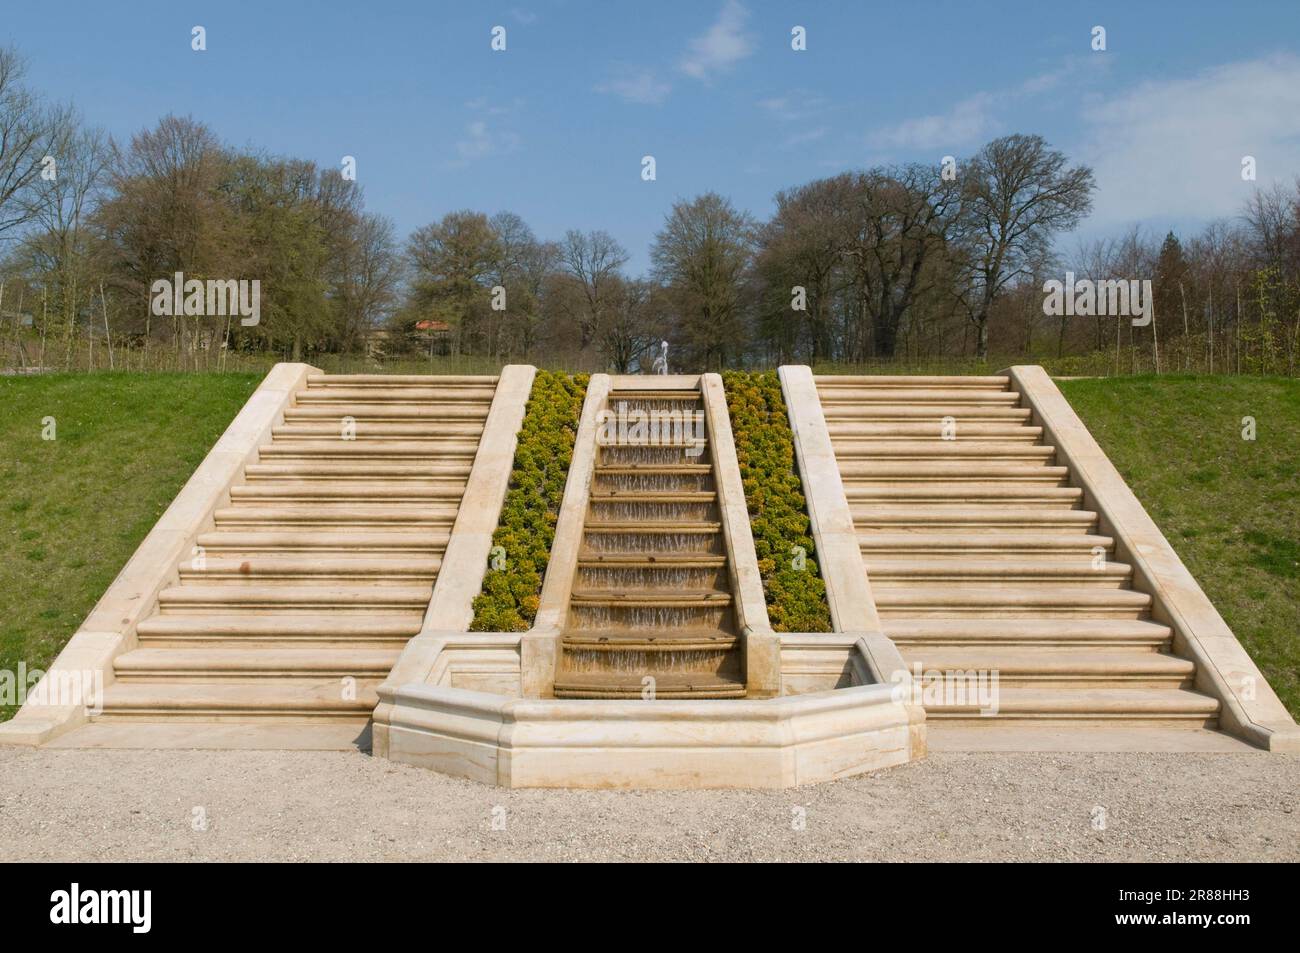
(470, 371, 589, 631)
(722, 371, 832, 633)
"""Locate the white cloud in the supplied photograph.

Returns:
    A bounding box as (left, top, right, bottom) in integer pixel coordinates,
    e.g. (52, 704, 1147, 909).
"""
(597, 67, 672, 105)
(449, 120, 520, 167)
(758, 93, 828, 122)
(869, 92, 998, 151)
(680, 0, 755, 80)
(510, 7, 538, 25)
(1077, 54, 1300, 227)
(782, 126, 828, 149)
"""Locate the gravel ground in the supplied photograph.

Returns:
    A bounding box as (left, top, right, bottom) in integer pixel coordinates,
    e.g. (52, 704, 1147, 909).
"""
(1, 747, 1296, 862)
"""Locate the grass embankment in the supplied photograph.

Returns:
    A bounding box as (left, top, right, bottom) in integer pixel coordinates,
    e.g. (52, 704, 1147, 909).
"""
(723, 371, 832, 632)
(0, 372, 261, 721)
(1059, 375, 1299, 718)
(469, 372, 588, 632)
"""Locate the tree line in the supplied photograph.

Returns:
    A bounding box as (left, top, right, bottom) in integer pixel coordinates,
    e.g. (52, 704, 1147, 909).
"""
(1, 45, 1297, 375)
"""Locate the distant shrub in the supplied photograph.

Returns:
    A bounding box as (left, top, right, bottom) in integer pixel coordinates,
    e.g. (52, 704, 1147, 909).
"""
(470, 371, 589, 631)
(722, 371, 832, 633)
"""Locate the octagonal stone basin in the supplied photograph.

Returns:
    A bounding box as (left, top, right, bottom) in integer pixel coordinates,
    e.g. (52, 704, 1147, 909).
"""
(372, 632, 922, 789)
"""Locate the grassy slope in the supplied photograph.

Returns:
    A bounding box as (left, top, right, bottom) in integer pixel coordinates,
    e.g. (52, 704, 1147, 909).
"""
(0, 372, 260, 720)
(1058, 375, 1299, 718)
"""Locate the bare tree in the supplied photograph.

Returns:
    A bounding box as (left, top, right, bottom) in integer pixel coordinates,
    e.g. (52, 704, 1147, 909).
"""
(958, 134, 1095, 358)
(559, 229, 628, 352)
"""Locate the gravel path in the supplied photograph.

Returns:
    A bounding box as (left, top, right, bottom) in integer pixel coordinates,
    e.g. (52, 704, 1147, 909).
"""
(1, 747, 1296, 862)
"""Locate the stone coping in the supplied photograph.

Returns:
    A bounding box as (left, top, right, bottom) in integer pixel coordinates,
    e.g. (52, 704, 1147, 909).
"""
(0, 362, 319, 746)
(1007, 365, 1300, 751)
(377, 636, 916, 789)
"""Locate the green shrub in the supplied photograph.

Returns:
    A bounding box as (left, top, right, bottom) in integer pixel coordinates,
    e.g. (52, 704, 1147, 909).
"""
(469, 371, 588, 631)
(722, 371, 832, 633)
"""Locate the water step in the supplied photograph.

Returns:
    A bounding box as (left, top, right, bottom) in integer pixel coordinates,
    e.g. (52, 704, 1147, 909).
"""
(563, 630, 739, 652)
(886, 618, 1173, 648)
(569, 589, 733, 608)
(552, 671, 745, 699)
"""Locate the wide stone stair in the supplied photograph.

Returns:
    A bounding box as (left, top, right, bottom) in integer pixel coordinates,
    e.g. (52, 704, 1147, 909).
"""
(553, 387, 745, 699)
(92, 374, 496, 729)
(816, 374, 1221, 729)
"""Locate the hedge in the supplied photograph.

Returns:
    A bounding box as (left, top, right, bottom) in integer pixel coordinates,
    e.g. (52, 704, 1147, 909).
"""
(469, 371, 589, 631)
(721, 370, 833, 633)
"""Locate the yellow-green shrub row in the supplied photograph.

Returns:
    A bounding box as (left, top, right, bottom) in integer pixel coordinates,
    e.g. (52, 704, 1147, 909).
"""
(722, 371, 832, 633)
(470, 371, 589, 631)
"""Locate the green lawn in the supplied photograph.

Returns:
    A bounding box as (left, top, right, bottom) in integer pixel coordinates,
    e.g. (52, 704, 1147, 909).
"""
(1058, 375, 1299, 718)
(0, 372, 261, 720)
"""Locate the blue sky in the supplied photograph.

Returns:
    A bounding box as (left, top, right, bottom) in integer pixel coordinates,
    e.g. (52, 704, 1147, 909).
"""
(6, 0, 1300, 273)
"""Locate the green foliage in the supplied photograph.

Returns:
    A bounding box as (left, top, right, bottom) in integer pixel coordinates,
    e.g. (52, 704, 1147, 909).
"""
(469, 371, 588, 631)
(1058, 374, 1300, 718)
(0, 372, 261, 722)
(722, 371, 832, 633)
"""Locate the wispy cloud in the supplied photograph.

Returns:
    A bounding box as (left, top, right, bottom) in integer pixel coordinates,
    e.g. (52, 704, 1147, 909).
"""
(869, 92, 999, 152)
(1077, 53, 1300, 226)
(509, 7, 538, 25)
(597, 67, 672, 105)
(679, 0, 755, 81)
(758, 93, 828, 122)
(449, 120, 520, 167)
(782, 126, 828, 149)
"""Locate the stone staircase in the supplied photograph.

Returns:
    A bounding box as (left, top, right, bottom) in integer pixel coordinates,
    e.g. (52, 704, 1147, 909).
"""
(816, 375, 1221, 729)
(91, 374, 496, 729)
(552, 386, 745, 699)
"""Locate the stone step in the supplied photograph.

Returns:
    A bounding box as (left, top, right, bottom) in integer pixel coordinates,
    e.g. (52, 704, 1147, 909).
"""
(296, 386, 495, 403)
(827, 423, 1042, 441)
(195, 530, 446, 556)
(156, 584, 431, 614)
(136, 614, 421, 646)
(852, 506, 1098, 531)
(213, 503, 459, 528)
(840, 462, 1068, 484)
(114, 648, 398, 678)
(284, 404, 489, 422)
(243, 462, 471, 481)
(569, 588, 733, 608)
(832, 441, 1054, 461)
(583, 521, 723, 554)
(819, 389, 1020, 405)
(96, 681, 379, 721)
(921, 687, 1219, 727)
(859, 532, 1113, 556)
(846, 484, 1082, 506)
(179, 556, 440, 585)
(256, 440, 480, 459)
(865, 559, 1131, 587)
(229, 483, 462, 502)
(815, 375, 1011, 388)
(900, 648, 1195, 688)
(886, 618, 1173, 648)
(822, 405, 1032, 422)
(271, 422, 484, 440)
(874, 586, 1151, 618)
